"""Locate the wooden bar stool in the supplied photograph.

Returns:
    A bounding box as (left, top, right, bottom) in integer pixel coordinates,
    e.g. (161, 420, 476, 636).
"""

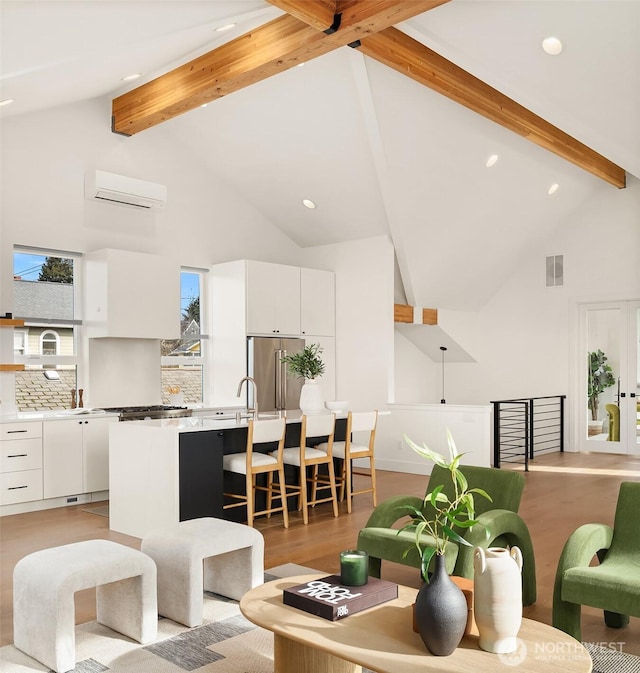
(222, 417, 289, 528)
(318, 410, 378, 514)
(277, 413, 339, 524)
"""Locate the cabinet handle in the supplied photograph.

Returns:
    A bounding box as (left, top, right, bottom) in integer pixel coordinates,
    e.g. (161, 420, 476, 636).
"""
(6, 429, 28, 434)
(8, 485, 28, 490)
(7, 454, 28, 458)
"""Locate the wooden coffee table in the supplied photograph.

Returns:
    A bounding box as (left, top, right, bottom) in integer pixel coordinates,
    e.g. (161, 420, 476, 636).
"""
(240, 574, 592, 673)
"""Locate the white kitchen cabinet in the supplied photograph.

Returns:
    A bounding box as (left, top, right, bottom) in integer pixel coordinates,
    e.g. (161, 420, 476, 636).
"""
(0, 422, 43, 505)
(246, 261, 301, 335)
(43, 416, 117, 498)
(84, 248, 181, 339)
(83, 417, 119, 492)
(300, 268, 335, 336)
(210, 260, 335, 407)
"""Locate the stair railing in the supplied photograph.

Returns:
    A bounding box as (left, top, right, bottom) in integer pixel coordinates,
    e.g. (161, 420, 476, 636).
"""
(490, 395, 566, 470)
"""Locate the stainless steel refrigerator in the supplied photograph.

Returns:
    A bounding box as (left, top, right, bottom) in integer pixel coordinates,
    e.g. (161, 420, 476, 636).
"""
(246, 336, 306, 412)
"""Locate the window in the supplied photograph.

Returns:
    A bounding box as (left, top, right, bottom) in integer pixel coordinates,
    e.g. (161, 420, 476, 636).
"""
(13, 247, 80, 411)
(13, 330, 26, 356)
(40, 330, 60, 355)
(161, 269, 206, 405)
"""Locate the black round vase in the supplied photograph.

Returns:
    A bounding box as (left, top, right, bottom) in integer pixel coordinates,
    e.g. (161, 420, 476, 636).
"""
(414, 553, 467, 656)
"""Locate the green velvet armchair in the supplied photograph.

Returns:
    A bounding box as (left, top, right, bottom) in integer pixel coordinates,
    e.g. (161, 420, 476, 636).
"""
(552, 481, 640, 641)
(357, 464, 537, 606)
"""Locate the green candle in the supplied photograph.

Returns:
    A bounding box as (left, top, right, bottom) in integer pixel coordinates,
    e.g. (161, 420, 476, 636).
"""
(340, 550, 369, 586)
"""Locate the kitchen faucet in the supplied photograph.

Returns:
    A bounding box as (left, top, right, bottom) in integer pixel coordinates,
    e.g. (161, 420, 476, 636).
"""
(237, 376, 259, 420)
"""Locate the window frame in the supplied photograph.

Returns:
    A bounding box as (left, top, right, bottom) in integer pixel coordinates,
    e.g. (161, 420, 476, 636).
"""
(160, 267, 208, 405)
(40, 329, 60, 356)
(13, 246, 83, 410)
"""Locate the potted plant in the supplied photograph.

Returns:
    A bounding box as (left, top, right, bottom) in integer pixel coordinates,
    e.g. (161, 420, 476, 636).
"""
(399, 431, 492, 656)
(587, 349, 616, 435)
(281, 343, 325, 414)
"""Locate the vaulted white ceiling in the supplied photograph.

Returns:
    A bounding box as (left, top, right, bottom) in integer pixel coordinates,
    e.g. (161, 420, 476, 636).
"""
(2, 1, 638, 312)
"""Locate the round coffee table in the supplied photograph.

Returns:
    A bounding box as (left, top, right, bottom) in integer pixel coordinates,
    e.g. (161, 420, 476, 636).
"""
(240, 574, 592, 673)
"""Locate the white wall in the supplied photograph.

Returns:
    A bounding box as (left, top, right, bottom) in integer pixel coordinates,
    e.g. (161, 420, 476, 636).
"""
(0, 96, 302, 410)
(394, 178, 640, 417)
(393, 331, 438, 403)
(302, 236, 395, 412)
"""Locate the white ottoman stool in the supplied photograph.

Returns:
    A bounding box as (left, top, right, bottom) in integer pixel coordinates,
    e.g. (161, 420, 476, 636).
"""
(13, 539, 157, 673)
(141, 517, 264, 627)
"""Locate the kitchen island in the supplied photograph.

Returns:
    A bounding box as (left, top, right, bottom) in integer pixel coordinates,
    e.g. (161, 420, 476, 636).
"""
(108, 413, 347, 538)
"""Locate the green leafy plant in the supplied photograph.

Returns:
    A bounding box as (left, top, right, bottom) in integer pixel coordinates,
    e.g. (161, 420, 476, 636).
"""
(281, 343, 325, 380)
(400, 430, 492, 580)
(588, 350, 616, 421)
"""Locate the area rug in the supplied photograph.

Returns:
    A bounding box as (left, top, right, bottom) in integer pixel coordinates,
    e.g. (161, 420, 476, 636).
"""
(586, 642, 640, 673)
(0, 563, 312, 673)
(1, 565, 638, 673)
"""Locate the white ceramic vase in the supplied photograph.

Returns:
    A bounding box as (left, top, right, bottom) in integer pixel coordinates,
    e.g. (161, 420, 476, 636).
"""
(473, 546, 523, 654)
(299, 378, 324, 415)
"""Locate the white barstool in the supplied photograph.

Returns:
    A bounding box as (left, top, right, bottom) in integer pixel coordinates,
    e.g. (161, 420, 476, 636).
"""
(222, 417, 289, 528)
(276, 413, 338, 524)
(318, 410, 378, 514)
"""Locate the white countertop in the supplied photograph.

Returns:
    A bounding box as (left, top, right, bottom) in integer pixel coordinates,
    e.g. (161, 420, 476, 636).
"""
(120, 410, 329, 433)
(0, 409, 120, 423)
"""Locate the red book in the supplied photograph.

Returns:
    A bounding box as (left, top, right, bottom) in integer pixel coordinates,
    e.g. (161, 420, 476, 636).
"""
(283, 575, 398, 621)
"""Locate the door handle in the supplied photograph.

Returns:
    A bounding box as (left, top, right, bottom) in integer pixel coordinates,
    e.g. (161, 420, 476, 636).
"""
(275, 349, 283, 410)
(630, 393, 636, 398)
(621, 392, 626, 398)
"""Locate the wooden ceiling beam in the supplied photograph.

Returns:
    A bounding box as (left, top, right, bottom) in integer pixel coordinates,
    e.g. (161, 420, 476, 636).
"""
(265, 0, 338, 33)
(394, 304, 438, 325)
(112, 1, 448, 136)
(356, 27, 626, 188)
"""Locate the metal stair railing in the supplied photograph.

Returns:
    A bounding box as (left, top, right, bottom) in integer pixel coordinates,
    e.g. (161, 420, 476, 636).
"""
(490, 395, 566, 470)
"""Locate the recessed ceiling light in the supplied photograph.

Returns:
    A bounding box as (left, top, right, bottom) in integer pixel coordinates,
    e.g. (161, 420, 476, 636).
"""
(302, 199, 316, 209)
(542, 37, 563, 55)
(486, 154, 499, 168)
(548, 183, 559, 195)
(121, 73, 142, 82)
(297, 62, 305, 68)
(0, 99, 15, 107)
(201, 103, 208, 108)
(216, 23, 236, 32)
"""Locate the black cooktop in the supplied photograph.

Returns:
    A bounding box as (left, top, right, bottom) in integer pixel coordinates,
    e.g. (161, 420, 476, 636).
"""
(101, 405, 187, 413)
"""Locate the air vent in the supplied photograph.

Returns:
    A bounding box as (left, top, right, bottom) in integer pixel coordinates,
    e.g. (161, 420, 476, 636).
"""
(546, 255, 563, 287)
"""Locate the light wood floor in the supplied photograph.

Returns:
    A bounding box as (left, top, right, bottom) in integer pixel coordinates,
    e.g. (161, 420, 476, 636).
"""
(1, 451, 639, 655)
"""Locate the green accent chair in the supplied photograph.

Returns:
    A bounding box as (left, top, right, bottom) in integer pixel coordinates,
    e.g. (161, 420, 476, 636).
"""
(606, 404, 620, 441)
(357, 464, 537, 606)
(552, 481, 640, 641)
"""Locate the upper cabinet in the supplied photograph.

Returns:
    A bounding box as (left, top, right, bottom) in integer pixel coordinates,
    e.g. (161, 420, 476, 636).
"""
(300, 267, 335, 337)
(246, 261, 301, 336)
(212, 260, 335, 339)
(84, 249, 180, 339)
(210, 260, 335, 406)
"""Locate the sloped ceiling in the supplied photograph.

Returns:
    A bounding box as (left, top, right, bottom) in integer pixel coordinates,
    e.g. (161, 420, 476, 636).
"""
(2, 1, 638, 317)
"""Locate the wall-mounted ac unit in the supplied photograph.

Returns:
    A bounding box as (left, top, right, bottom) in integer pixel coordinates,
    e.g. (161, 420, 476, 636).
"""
(85, 170, 167, 209)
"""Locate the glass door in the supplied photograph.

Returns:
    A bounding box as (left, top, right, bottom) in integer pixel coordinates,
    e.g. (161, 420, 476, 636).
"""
(579, 301, 639, 454)
(629, 301, 640, 453)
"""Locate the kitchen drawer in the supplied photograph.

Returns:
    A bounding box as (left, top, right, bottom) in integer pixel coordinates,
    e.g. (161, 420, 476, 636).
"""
(0, 469, 43, 505)
(1, 422, 43, 441)
(1, 438, 43, 473)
